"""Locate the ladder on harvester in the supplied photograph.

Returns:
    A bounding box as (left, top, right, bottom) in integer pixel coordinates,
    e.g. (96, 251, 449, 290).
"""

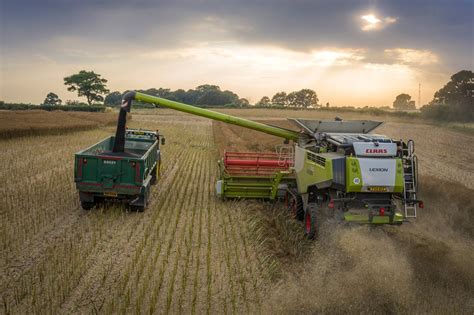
(402, 140, 418, 218)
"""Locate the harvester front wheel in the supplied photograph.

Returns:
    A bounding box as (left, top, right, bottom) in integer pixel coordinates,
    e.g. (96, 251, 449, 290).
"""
(288, 193, 304, 221)
(304, 204, 319, 240)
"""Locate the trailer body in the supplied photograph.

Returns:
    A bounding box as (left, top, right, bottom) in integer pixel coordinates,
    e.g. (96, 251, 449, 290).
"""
(74, 129, 162, 211)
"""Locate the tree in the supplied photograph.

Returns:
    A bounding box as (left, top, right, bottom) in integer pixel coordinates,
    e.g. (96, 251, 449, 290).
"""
(431, 70, 473, 108)
(196, 84, 221, 94)
(193, 85, 239, 106)
(393, 93, 415, 110)
(237, 98, 249, 107)
(287, 89, 319, 108)
(271, 91, 288, 106)
(43, 92, 62, 105)
(169, 89, 187, 102)
(64, 70, 109, 105)
(196, 90, 237, 106)
(256, 96, 271, 107)
(421, 70, 474, 122)
(104, 91, 122, 106)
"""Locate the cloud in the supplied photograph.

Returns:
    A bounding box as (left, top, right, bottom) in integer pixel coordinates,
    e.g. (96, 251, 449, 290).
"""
(361, 14, 398, 31)
(384, 48, 439, 65)
(311, 49, 365, 67)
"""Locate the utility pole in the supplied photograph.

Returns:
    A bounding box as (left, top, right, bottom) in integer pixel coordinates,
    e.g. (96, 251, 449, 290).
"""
(418, 83, 421, 107)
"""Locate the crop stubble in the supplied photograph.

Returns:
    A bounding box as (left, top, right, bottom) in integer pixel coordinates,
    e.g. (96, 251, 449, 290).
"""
(1, 112, 271, 314)
(1, 109, 473, 314)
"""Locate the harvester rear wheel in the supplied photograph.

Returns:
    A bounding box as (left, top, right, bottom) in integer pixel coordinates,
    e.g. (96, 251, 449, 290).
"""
(304, 203, 319, 239)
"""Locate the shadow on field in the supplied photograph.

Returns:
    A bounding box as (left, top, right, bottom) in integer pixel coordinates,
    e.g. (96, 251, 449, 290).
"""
(251, 176, 474, 314)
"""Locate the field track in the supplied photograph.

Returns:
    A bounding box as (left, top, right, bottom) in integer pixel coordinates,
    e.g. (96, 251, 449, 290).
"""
(1, 109, 473, 314)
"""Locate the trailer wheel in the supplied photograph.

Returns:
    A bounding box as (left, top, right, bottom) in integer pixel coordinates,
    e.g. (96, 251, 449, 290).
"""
(304, 204, 319, 240)
(131, 205, 145, 212)
(81, 201, 94, 211)
(150, 166, 157, 185)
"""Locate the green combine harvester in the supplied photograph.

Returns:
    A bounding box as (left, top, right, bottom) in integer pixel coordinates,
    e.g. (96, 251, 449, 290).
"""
(103, 91, 424, 238)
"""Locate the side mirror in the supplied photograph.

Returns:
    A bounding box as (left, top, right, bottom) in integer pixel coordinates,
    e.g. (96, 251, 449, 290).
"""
(161, 137, 166, 145)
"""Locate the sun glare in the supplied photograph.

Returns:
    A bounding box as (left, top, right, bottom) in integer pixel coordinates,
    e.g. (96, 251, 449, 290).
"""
(361, 14, 381, 25)
(361, 13, 397, 31)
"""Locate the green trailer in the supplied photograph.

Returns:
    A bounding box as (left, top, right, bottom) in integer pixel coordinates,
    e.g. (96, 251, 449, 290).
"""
(74, 128, 164, 211)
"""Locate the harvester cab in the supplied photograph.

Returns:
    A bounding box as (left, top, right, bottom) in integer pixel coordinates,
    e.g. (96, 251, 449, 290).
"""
(120, 91, 422, 238)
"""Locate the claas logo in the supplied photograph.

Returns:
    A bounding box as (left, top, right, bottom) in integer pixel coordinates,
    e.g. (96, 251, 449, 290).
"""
(365, 148, 388, 154)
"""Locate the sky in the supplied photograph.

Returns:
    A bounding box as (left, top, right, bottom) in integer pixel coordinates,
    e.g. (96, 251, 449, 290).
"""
(1, 0, 473, 106)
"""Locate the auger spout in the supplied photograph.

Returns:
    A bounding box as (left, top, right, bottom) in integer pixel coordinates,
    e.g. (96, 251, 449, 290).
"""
(122, 91, 300, 141)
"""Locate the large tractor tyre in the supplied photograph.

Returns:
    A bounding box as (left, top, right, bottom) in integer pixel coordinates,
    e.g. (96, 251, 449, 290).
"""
(150, 166, 158, 185)
(304, 204, 319, 240)
(131, 205, 145, 212)
(287, 193, 304, 221)
(81, 201, 94, 211)
(295, 195, 305, 221)
(131, 189, 149, 213)
(130, 196, 146, 212)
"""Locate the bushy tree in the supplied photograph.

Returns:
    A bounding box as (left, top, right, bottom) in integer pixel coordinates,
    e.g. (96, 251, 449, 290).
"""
(287, 89, 319, 108)
(236, 98, 249, 107)
(431, 70, 473, 107)
(271, 91, 288, 106)
(256, 96, 271, 107)
(104, 91, 122, 106)
(393, 93, 416, 110)
(421, 70, 474, 122)
(43, 92, 62, 105)
(64, 70, 109, 105)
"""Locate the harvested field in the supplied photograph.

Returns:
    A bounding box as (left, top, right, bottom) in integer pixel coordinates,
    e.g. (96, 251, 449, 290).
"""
(1, 108, 473, 314)
(1, 114, 271, 314)
(0, 110, 117, 138)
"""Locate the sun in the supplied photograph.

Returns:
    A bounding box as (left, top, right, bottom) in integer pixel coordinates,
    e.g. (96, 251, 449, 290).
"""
(360, 13, 397, 31)
(361, 14, 381, 25)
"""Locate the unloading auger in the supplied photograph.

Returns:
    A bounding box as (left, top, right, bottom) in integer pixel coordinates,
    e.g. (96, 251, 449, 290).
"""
(120, 91, 423, 238)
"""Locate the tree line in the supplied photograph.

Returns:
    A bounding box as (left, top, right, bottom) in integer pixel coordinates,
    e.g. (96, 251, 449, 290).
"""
(255, 89, 320, 108)
(104, 85, 249, 108)
(36, 69, 473, 122)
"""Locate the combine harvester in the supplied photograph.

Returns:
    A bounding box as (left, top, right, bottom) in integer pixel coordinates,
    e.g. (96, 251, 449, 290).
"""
(120, 91, 423, 238)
